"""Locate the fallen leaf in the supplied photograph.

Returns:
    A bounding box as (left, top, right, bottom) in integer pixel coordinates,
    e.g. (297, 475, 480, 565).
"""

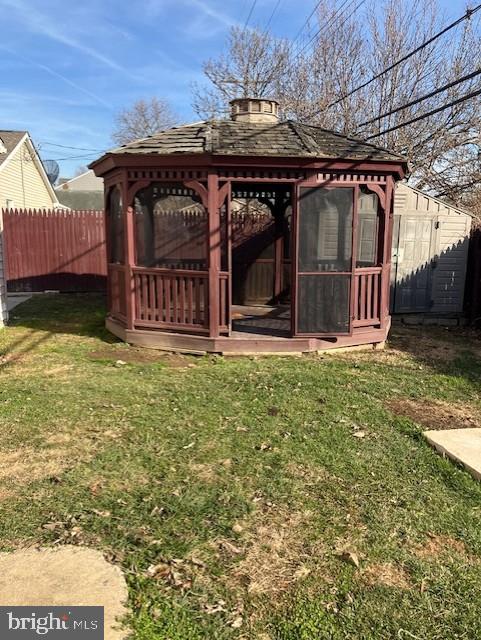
(92, 509, 111, 518)
(256, 442, 272, 451)
(293, 565, 311, 579)
(232, 523, 243, 534)
(182, 442, 195, 449)
(146, 563, 171, 578)
(353, 431, 366, 439)
(339, 550, 360, 568)
(42, 521, 64, 531)
(230, 616, 243, 629)
(220, 540, 242, 555)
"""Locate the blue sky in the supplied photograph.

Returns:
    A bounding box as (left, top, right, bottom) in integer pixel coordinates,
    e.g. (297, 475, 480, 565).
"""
(0, 0, 462, 177)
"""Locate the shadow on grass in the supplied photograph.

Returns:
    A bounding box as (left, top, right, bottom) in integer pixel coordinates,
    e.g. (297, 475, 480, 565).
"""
(388, 320, 481, 387)
(0, 293, 117, 370)
(1, 293, 118, 364)
(7, 293, 111, 340)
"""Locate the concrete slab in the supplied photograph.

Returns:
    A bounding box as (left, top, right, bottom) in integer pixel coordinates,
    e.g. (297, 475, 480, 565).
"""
(424, 428, 481, 481)
(0, 546, 129, 639)
(7, 293, 32, 311)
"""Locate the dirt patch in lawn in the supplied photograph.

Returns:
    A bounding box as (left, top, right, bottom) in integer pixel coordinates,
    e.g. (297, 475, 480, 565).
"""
(387, 397, 479, 431)
(88, 348, 192, 368)
(189, 462, 218, 483)
(0, 446, 69, 484)
(361, 562, 411, 589)
(0, 426, 119, 488)
(222, 508, 324, 596)
(412, 534, 470, 560)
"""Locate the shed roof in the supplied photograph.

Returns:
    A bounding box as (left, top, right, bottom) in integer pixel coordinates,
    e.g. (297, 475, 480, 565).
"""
(0, 130, 27, 169)
(106, 120, 406, 163)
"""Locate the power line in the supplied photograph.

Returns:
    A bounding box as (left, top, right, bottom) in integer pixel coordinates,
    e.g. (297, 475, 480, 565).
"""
(264, 0, 282, 31)
(357, 67, 481, 129)
(364, 87, 481, 140)
(294, 0, 360, 59)
(291, 0, 324, 46)
(308, 3, 481, 118)
(39, 141, 105, 152)
(243, 0, 258, 30)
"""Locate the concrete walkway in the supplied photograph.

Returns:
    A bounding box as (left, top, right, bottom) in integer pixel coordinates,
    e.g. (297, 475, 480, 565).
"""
(7, 293, 32, 311)
(424, 428, 481, 481)
(0, 546, 128, 639)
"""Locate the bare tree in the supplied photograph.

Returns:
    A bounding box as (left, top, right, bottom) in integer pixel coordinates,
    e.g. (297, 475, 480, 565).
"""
(112, 98, 178, 145)
(193, 0, 481, 207)
(192, 26, 291, 119)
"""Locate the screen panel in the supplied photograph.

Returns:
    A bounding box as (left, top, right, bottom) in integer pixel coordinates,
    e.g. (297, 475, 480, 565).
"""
(298, 187, 353, 272)
(296, 187, 354, 335)
(298, 274, 351, 333)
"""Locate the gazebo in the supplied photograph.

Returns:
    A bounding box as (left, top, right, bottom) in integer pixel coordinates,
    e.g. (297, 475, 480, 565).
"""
(90, 98, 407, 354)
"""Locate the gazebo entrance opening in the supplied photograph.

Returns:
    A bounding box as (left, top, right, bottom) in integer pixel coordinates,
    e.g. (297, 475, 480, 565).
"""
(230, 183, 292, 338)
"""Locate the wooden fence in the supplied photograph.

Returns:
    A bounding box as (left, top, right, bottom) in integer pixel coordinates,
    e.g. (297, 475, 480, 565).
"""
(2, 208, 107, 292)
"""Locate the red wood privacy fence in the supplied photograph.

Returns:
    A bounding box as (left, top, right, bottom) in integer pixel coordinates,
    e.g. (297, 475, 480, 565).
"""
(2, 208, 107, 292)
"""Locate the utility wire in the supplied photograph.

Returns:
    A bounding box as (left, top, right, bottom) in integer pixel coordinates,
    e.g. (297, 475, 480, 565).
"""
(243, 0, 258, 29)
(264, 0, 282, 31)
(294, 0, 359, 59)
(308, 3, 481, 118)
(39, 141, 105, 152)
(364, 87, 481, 140)
(357, 67, 481, 129)
(291, 0, 325, 46)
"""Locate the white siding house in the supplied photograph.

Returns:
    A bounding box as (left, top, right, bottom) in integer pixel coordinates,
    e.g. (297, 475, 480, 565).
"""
(0, 131, 59, 210)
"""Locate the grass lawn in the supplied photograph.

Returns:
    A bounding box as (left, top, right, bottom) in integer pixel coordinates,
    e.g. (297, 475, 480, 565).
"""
(1, 293, 481, 639)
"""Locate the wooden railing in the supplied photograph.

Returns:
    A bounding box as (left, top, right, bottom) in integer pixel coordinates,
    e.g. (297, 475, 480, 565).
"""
(108, 264, 126, 322)
(133, 267, 209, 332)
(353, 267, 382, 327)
(108, 265, 230, 334)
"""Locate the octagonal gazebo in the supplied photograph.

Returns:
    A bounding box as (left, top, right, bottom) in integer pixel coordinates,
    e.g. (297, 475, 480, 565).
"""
(90, 98, 407, 354)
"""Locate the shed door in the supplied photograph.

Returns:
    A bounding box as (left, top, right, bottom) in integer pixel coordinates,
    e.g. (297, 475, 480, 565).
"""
(392, 215, 436, 313)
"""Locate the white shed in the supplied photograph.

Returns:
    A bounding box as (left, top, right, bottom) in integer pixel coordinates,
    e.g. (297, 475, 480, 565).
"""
(391, 183, 472, 316)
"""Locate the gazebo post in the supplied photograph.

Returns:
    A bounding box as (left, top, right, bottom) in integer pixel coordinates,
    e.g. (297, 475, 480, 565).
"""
(207, 171, 220, 338)
(380, 177, 394, 327)
(122, 175, 136, 331)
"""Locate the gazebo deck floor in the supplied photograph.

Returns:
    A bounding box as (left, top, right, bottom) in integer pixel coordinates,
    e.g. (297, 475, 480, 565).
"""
(106, 314, 388, 356)
(231, 304, 290, 338)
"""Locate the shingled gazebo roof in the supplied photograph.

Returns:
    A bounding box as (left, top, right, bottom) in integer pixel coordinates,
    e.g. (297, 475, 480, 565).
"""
(108, 120, 406, 163)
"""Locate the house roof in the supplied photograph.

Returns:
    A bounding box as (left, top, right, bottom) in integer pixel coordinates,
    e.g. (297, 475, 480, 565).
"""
(105, 120, 407, 163)
(0, 130, 27, 168)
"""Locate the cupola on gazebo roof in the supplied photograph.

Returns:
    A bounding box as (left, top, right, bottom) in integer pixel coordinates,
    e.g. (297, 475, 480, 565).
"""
(91, 97, 408, 355)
